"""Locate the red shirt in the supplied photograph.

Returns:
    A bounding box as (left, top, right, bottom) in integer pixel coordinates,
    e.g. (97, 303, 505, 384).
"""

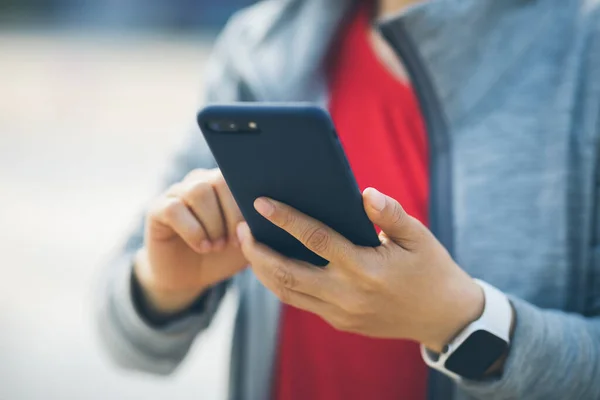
(272, 4, 429, 400)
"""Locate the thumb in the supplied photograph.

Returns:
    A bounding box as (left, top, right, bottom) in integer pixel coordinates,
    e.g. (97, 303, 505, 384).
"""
(363, 187, 423, 249)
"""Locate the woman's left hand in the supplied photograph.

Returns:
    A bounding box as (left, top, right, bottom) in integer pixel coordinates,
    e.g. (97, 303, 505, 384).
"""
(236, 187, 484, 352)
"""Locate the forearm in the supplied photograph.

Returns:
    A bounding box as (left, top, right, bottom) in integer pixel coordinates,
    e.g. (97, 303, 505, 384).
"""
(96, 252, 229, 374)
(459, 297, 600, 399)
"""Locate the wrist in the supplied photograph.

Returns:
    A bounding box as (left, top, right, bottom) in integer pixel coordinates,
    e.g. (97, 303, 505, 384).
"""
(133, 249, 207, 315)
(421, 279, 514, 380)
(422, 276, 485, 353)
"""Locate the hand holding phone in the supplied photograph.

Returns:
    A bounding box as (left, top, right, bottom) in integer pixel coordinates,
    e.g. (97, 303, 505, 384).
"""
(197, 103, 380, 266)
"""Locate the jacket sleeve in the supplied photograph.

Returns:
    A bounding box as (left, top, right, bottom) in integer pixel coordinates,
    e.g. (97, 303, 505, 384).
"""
(459, 5, 600, 398)
(458, 297, 600, 399)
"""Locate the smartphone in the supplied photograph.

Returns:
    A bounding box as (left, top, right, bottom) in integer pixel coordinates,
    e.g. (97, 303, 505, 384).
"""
(197, 103, 380, 266)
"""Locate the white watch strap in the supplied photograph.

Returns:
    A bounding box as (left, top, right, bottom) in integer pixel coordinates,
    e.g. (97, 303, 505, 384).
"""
(420, 279, 512, 380)
(473, 279, 512, 342)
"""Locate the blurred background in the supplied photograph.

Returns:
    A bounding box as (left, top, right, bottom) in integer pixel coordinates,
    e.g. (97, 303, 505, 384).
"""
(0, 1, 255, 399)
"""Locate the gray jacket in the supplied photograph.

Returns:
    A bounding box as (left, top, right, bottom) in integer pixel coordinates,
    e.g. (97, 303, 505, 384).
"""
(97, 0, 600, 399)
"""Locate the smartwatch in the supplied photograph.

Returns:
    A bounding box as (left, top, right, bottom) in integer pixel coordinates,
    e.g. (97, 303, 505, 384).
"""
(421, 279, 512, 380)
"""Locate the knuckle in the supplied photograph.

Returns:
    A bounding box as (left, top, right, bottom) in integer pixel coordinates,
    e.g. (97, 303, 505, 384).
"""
(275, 286, 292, 304)
(273, 264, 297, 290)
(209, 169, 226, 184)
(303, 227, 330, 253)
(213, 176, 229, 193)
(162, 198, 183, 222)
(187, 181, 213, 202)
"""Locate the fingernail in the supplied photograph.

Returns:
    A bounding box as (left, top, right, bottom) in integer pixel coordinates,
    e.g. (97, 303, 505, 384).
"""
(236, 222, 249, 242)
(199, 240, 212, 253)
(254, 197, 275, 217)
(366, 188, 386, 211)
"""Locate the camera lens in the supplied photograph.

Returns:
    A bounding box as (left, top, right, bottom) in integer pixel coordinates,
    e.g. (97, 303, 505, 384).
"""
(207, 120, 240, 132)
(208, 121, 222, 131)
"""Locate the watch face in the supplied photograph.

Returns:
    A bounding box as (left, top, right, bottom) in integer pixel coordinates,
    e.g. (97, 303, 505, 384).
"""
(444, 330, 508, 380)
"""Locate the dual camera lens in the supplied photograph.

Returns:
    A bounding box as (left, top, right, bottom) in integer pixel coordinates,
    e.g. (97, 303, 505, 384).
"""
(206, 120, 259, 133)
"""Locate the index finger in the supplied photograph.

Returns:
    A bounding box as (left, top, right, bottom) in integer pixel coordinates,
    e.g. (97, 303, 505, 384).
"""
(253, 197, 358, 266)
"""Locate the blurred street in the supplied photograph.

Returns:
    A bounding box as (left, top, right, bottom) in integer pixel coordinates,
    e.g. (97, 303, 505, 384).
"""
(0, 31, 234, 400)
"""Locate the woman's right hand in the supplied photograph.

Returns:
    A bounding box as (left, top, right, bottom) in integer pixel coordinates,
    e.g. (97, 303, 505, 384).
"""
(134, 168, 247, 315)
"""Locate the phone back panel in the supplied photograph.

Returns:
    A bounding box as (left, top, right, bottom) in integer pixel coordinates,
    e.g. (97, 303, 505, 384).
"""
(197, 104, 380, 266)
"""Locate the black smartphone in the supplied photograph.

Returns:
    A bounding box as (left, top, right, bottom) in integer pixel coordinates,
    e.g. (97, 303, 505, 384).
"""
(197, 103, 380, 266)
